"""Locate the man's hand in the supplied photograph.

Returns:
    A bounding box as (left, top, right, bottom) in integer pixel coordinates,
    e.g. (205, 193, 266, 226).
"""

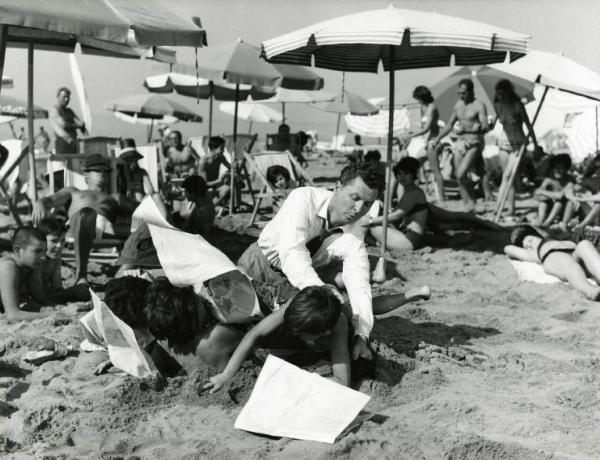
(32, 202, 49, 226)
(203, 372, 231, 394)
(352, 336, 373, 360)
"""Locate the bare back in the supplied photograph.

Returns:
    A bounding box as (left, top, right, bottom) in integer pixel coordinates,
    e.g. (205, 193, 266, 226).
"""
(68, 189, 120, 222)
(455, 99, 486, 142)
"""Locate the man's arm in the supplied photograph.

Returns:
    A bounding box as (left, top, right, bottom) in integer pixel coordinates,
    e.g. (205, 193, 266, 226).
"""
(476, 101, 489, 133)
(329, 314, 351, 387)
(0, 262, 51, 321)
(32, 187, 76, 225)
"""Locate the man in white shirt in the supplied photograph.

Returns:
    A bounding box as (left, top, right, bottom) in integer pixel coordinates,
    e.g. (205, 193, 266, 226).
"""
(237, 163, 384, 360)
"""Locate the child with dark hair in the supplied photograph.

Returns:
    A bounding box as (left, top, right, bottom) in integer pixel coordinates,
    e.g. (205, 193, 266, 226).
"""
(265, 165, 295, 210)
(0, 227, 56, 321)
(504, 225, 600, 301)
(203, 285, 351, 392)
(534, 153, 575, 230)
(37, 217, 90, 303)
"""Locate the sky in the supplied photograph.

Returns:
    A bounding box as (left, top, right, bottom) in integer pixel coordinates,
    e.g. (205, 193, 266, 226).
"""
(1, 0, 599, 144)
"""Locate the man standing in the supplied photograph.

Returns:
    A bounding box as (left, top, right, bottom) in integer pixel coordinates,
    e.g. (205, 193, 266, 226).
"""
(165, 130, 198, 178)
(432, 79, 488, 212)
(237, 163, 384, 360)
(49, 87, 87, 154)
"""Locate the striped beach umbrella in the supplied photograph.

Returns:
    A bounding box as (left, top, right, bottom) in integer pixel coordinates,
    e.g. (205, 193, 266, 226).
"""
(345, 109, 409, 138)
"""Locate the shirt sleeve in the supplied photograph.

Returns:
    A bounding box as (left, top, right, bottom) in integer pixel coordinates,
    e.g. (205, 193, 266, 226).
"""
(277, 189, 324, 289)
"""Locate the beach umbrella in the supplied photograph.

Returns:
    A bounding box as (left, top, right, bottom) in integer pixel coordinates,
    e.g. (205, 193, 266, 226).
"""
(144, 71, 275, 137)
(188, 39, 324, 214)
(219, 99, 282, 133)
(261, 87, 334, 122)
(431, 65, 535, 121)
(262, 5, 530, 278)
(0, 95, 47, 119)
(0, 0, 206, 202)
(345, 109, 410, 139)
(113, 111, 179, 142)
(105, 94, 202, 142)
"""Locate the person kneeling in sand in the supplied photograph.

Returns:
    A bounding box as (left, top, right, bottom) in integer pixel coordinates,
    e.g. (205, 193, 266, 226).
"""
(0, 227, 57, 321)
(504, 225, 600, 301)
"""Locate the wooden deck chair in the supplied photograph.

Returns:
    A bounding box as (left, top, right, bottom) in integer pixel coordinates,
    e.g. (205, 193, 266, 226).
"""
(222, 133, 258, 211)
(0, 139, 28, 226)
(244, 150, 314, 226)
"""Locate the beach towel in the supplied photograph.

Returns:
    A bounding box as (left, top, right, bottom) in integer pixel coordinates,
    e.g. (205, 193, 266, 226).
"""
(235, 355, 370, 443)
(508, 260, 561, 284)
(78, 290, 157, 378)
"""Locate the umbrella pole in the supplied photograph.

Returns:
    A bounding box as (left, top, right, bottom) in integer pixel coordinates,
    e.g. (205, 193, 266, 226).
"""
(334, 113, 341, 151)
(147, 119, 154, 143)
(27, 39, 38, 202)
(596, 106, 598, 152)
(373, 47, 395, 283)
(208, 82, 213, 138)
(248, 121, 253, 134)
(229, 84, 240, 216)
(282, 102, 286, 123)
(0, 25, 7, 96)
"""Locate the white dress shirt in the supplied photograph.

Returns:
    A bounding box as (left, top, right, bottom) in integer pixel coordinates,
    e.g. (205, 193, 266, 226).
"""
(257, 186, 376, 338)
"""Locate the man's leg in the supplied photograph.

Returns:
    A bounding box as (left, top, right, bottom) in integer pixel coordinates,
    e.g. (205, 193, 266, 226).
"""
(426, 143, 444, 203)
(455, 144, 482, 212)
(70, 207, 98, 284)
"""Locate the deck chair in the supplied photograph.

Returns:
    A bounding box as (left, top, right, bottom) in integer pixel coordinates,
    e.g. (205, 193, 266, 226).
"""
(0, 139, 29, 225)
(244, 150, 314, 226)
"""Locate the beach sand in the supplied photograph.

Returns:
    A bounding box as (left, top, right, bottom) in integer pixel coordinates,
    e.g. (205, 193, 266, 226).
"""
(1, 156, 600, 459)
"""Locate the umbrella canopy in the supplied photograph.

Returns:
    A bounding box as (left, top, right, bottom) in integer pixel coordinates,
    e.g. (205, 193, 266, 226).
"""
(345, 109, 410, 138)
(219, 101, 282, 124)
(492, 50, 600, 101)
(311, 91, 379, 115)
(262, 6, 529, 72)
(104, 94, 202, 122)
(113, 111, 178, 126)
(0, 94, 47, 118)
(431, 65, 535, 121)
(262, 87, 334, 104)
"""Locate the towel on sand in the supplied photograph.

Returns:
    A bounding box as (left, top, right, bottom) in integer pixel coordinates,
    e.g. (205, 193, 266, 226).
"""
(508, 260, 561, 284)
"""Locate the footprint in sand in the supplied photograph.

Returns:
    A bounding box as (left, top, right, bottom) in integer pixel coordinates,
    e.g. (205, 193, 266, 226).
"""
(551, 309, 587, 322)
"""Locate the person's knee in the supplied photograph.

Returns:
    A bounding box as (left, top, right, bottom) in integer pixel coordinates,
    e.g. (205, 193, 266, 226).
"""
(576, 240, 594, 255)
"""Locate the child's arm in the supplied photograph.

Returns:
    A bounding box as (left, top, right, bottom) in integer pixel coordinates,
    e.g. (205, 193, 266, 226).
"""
(535, 179, 564, 200)
(504, 245, 539, 263)
(0, 262, 52, 321)
(203, 309, 285, 393)
(329, 315, 351, 387)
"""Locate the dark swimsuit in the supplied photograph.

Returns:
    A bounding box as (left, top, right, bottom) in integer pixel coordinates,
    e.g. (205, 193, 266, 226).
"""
(537, 237, 576, 264)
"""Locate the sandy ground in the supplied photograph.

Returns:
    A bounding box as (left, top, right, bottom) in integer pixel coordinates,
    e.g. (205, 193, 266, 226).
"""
(1, 156, 600, 459)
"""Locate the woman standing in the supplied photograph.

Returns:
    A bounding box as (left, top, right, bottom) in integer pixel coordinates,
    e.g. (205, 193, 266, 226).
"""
(492, 79, 537, 217)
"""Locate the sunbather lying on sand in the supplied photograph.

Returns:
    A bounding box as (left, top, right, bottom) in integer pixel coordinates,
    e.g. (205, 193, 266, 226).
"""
(504, 225, 600, 301)
(365, 157, 502, 251)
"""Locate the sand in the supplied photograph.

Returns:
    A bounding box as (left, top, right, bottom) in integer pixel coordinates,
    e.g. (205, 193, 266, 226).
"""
(1, 156, 600, 459)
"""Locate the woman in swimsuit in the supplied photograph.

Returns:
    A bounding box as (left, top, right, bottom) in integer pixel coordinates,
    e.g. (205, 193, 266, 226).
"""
(402, 86, 444, 203)
(490, 79, 538, 217)
(504, 225, 600, 300)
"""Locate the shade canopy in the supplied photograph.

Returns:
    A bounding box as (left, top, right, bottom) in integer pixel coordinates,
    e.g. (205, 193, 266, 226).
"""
(0, 94, 47, 118)
(104, 94, 202, 122)
(0, 0, 206, 55)
(345, 109, 410, 138)
(262, 5, 530, 72)
(431, 65, 536, 121)
(173, 40, 324, 90)
(262, 87, 334, 104)
(311, 91, 379, 115)
(144, 72, 275, 101)
(492, 50, 600, 101)
(113, 111, 178, 126)
(219, 100, 282, 124)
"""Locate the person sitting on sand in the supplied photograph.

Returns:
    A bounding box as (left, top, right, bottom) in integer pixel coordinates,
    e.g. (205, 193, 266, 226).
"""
(266, 164, 296, 211)
(534, 153, 574, 230)
(365, 157, 502, 252)
(171, 175, 215, 237)
(0, 227, 57, 321)
(117, 138, 155, 203)
(32, 154, 140, 285)
(37, 217, 90, 303)
(504, 225, 600, 301)
(197, 136, 235, 209)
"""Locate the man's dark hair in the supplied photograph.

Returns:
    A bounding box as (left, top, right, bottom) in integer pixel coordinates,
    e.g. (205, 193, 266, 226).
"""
(36, 217, 66, 237)
(56, 87, 71, 97)
(364, 150, 381, 163)
(266, 165, 291, 186)
(339, 162, 385, 193)
(551, 153, 572, 170)
(458, 78, 474, 93)
(12, 227, 46, 249)
(284, 286, 341, 338)
(393, 157, 420, 179)
(182, 175, 208, 198)
(208, 136, 225, 151)
(510, 225, 542, 247)
(104, 276, 152, 329)
(144, 278, 204, 346)
(413, 85, 434, 104)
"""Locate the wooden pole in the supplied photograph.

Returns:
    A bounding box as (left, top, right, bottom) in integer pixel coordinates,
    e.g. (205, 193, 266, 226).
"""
(0, 25, 7, 97)
(374, 46, 395, 282)
(27, 39, 38, 201)
(208, 81, 213, 138)
(229, 84, 240, 215)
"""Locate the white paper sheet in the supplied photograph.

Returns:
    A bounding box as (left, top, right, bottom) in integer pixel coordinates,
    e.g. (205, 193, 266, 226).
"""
(130, 195, 173, 233)
(234, 355, 370, 443)
(84, 290, 157, 378)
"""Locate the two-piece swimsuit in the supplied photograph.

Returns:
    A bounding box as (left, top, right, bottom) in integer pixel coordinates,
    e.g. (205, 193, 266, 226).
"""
(536, 237, 577, 264)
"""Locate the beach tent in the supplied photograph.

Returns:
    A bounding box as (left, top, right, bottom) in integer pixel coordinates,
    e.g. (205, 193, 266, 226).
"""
(0, 0, 206, 201)
(262, 5, 530, 278)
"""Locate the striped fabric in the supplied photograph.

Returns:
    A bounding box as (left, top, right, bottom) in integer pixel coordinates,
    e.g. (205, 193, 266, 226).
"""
(344, 109, 410, 138)
(262, 6, 530, 72)
(310, 91, 379, 115)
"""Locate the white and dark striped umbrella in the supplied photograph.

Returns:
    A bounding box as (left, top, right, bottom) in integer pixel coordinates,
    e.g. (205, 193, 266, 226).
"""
(345, 109, 409, 138)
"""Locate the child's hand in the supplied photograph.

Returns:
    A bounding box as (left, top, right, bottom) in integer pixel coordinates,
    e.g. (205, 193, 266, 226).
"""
(203, 373, 230, 394)
(93, 359, 113, 375)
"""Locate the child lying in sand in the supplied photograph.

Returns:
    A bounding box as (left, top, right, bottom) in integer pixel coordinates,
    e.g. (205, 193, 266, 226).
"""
(504, 225, 600, 301)
(0, 227, 58, 321)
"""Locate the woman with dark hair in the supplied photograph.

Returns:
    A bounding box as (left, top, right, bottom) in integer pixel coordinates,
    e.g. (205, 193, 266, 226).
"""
(491, 79, 538, 217)
(401, 86, 444, 203)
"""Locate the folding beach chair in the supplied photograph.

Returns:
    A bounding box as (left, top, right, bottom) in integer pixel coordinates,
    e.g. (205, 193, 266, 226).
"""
(0, 139, 28, 225)
(245, 150, 314, 226)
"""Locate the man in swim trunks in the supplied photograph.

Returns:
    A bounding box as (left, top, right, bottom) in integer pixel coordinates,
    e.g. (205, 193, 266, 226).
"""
(165, 130, 199, 179)
(432, 79, 489, 212)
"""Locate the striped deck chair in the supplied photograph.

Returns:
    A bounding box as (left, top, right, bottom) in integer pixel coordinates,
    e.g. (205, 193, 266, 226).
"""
(0, 139, 28, 225)
(244, 150, 314, 226)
